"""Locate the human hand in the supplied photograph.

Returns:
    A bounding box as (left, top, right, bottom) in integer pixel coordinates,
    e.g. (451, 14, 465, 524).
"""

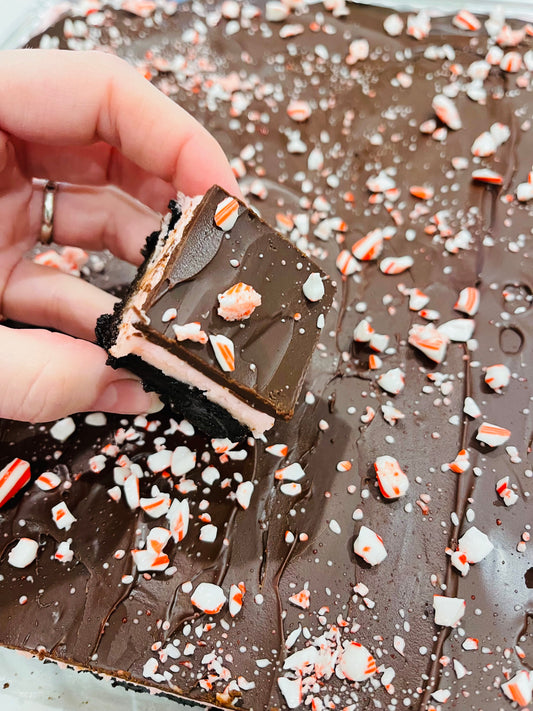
(0, 49, 241, 423)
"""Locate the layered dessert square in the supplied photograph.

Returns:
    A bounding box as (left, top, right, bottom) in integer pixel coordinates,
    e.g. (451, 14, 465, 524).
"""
(97, 186, 335, 439)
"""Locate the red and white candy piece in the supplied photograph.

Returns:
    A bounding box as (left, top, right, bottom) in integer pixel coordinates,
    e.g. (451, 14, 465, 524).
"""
(147, 449, 172, 473)
(501, 670, 532, 707)
(218, 282, 262, 321)
(353, 318, 374, 343)
(52, 501, 77, 531)
(471, 131, 497, 157)
(517, 180, 533, 202)
(383, 13, 403, 36)
(265, 1, 289, 22)
(55, 540, 73, 564)
(277, 677, 303, 709)
(472, 168, 503, 185)
(484, 363, 511, 392)
(172, 322, 208, 344)
(451, 550, 470, 576)
(146, 526, 171, 555)
(209, 334, 235, 372)
(275, 462, 305, 481)
(8, 538, 39, 568)
(437, 318, 475, 343)
(496, 476, 519, 506)
(229, 581, 245, 617)
(353, 525, 387, 566)
(265, 443, 288, 458)
(214, 196, 239, 231)
(464, 396, 481, 418)
(287, 99, 312, 122)
(191, 582, 226, 614)
(352, 228, 384, 261)
(454, 287, 480, 316)
(0, 458, 31, 507)
(500, 51, 522, 73)
(346, 38, 369, 64)
(476, 422, 511, 447)
(445, 449, 470, 474)
(336, 249, 359, 276)
(140, 493, 170, 519)
(377, 367, 405, 395)
(432, 95, 462, 131)
(369, 332, 389, 353)
(433, 595, 466, 627)
(288, 588, 310, 609)
(458, 526, 494, 564)
(408, 288, 430, 311)
(453, 9, 481, 31)
(167, 498, 190, 542)
(366, 171, 395, 193)
(407, 10, 430, 40)
(409, 324, 448, 364)
(374, 455, 409, 499)
(379, 256, 413, 275)
(302, 273, 325, 302)
(338, 641, 377, 682)
(409, 185, 434, 200)
(132, 548, 169, 573)
(490, 122, 511, 146)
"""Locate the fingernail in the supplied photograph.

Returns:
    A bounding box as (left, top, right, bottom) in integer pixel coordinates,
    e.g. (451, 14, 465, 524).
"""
(92, 380, 163, 415)
(146, 392, 165, 414)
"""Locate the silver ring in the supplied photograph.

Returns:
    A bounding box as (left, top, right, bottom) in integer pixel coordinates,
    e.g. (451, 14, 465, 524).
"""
(40, 181, 57, 245)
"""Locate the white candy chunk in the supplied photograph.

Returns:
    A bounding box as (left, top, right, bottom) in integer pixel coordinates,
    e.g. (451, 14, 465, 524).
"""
(471, 131, 496, 157)
(501, 670, 532, 707)
(132, 549, 168, 572)
(464, 397, 481, 419)
(433, 595, 465, 627)
(171, 446, 196, 477)
(50, 417, 76, 442)
(191, 582, 226, 614)
(458, 526, 494, 564)
(432, 95, 462, 130)
(302, 273, 325, 302)
(379, 256, 414, 275)
(166, 498, 190, 542)
(8, 538, 39, 568)
(235, 480, 254, 509)
(369, 332, 389, 352)
(307, 146, 324, 171)
(265, 1, 289, 22)
(353, 525, 387, 566)
(275, 463, 306, 481)
(84, 412, 107, 426)
(199, 523, 218, 543)
(383, 13, 403, 36)
(437, 318, 475, 342)
(173, 322, 208, 343)
(476, 423, 511, 447)
(147, 449, 172, 473)
(202, 465, 220, 485)
(228, 582, 244, 617)
(517, 182, 533, 202)
(484, 363, 510, 392)
(161, 307, 177, 322)
(123, 472, 140, 510)
(451, 550, 470, 576)
(277, 677, 303, 709)
(490, 122, 510, 146)
(51, 502, 77, 531)
(454, 287, 480, 316)
(283, 646, 318, 672)
(55, 539, 74, 563)
(374, 455, 409, 499)
(453, 659, 468, 679)
(408, 288, 430, 311)
(338, 641, 377, 682)
(366, 172, 395, 193)
(408, 323, 448, 364)
(377, 367, 405, 395)
(348, 38, 369, 62)
(280, 482, 302, 496)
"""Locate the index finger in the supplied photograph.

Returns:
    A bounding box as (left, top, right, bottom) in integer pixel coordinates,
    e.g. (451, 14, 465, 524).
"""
(0, 49, 241, 198)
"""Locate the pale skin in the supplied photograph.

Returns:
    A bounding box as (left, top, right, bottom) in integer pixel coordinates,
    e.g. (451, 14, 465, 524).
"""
(0, 49, 241, 423)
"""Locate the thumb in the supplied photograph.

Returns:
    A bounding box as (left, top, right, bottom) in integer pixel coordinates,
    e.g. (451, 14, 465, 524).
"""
(0, 326, 162, 423)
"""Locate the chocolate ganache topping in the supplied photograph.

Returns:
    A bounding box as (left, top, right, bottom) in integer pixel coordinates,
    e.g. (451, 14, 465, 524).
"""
(0, 2, 530, 710)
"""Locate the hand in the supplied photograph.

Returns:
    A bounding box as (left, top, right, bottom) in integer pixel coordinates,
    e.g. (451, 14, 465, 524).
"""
(0, 49, 241, 423)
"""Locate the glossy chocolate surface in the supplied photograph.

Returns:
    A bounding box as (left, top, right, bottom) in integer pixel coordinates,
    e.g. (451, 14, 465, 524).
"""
(3, 3, 532, 710)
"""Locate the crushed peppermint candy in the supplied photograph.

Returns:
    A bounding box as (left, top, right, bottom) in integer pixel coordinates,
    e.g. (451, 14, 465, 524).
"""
(8, 538, 39, 568)
(302, 273, 325, 302)
(374, 455, 409, 499)
(214, 196, 239, 231)
(353, 525, 387, 565)
(173, 322, 208, 344)
(191, 582, 226, 614)
(217, 282, 262, 321)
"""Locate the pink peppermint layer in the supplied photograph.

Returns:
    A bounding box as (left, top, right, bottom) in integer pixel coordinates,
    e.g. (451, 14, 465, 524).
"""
(96, 186, 335, 439)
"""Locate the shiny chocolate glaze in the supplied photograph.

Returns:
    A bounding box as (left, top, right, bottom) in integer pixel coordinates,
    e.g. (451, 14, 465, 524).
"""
(4, 2, 532, 710)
